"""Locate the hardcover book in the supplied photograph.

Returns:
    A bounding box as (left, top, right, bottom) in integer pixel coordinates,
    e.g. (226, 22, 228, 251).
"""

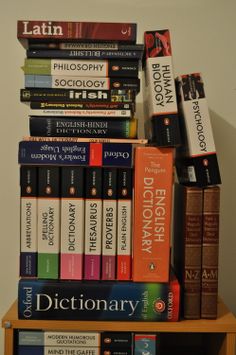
(18, 141, 133, 167)
(143, 29, 181, 147)
(37, 166, 60, 279)
(28, 116, 137, 139)
(17, 20, 137, 47)
(175, 73, 221, 187)
(24, 75, 140, 92)
(84, 167, 103, 280)
(201, 185, 220, 319)
(132, 146, 174, 283)
(116, 168, 133, 280)
(18, 273, 180, 321)
(102, 167, 118, 280)
(20, 166, 38, 277)
(173, 183, 203, 319)
(23, 58, 139, 78)
(60, 166, 85, 280)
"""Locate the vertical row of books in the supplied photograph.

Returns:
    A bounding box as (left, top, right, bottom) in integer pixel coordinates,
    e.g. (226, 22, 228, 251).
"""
(17, 20, 180, 325)
(141, 29, 222, 320)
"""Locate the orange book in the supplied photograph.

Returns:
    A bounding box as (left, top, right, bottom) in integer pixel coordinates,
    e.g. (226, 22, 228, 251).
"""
(132, 146, 174, 282)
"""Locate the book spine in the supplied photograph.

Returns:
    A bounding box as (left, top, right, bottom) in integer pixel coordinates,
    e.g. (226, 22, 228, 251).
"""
(84, 167, 103, 280)
(102, 168, 118, 280)
(134, 334, 157, 355)
(17, 21, 137, 43)
(116, 168, 133, 280)
(22, 136, 148, 144)
(20, 88, 135, 103)
(176, 73, 221, 186)
(18, 276, 180, 321)
(201, 186, 220, 319)
(23, 58, 139, 78)
(101, 332, 133, 348)
(20, 166, 38, 277)
(18, 330, 100, 346)
(132, 146, 174, 282)
(37, 166, 60, 279)
(19, 346, 100, 355)
(28, 109, 132, 118)
(18, 141, 133, 167)
(24, 75, 140, 92)
(30, 101, 134, 111)
(173, 184, 203, 319)
(60, 167, 85, 280)
(28, 42, 144, 51)
(26, 49, 143, 60)
(143, 30, 181, 147)
(29, 116, 137, 139)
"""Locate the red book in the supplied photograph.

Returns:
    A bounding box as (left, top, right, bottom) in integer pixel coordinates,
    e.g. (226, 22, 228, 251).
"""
(132, 146, 174, 282)
(17, 20, 137, 48)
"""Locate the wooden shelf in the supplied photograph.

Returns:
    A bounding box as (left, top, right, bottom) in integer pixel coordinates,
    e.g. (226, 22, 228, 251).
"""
(2, 298, 236, 355)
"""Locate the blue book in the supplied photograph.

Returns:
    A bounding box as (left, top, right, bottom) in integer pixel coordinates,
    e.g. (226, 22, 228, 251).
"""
(18, 141, 133, 167)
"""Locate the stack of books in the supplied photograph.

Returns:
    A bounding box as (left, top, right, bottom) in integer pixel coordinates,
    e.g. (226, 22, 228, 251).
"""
(17, 20, 180, 323)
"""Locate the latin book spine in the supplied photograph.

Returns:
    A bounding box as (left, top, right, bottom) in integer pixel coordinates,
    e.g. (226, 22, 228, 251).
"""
(17, 20, 137, 43)
(173, 183, 203, 319)
(20, 88, 136, 103)
(84, 167, 103, 280)
(143, 30, 181, 147)
(26, 49, 143, 60)
(60, 166, 85, 280)
(28, 109, 132, 118)
(18, 276, 180, 321)
(132, 146, 174, 282)
(20, 166, 38, 277)
(24, 75, 140, 92)
(23, 58, 139, 78)
(175, 73, 221, 187)
(37, 166, 60, 279)
(102, 168, 118, 280)
(29, 116, 137, 139)
(116, 168, 133, 280)
(18, 141, 133, 167)
(201, 186, 220, 319)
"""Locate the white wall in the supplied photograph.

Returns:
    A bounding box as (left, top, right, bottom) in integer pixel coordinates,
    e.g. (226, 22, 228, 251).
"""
(1, 0, 236, 352)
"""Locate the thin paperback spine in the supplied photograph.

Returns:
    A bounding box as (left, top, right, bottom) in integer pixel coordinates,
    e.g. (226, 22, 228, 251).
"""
(23, 58, 139, 78)
(37, 166, 60, 279)
(60, 166, 85, 280)
(102, 167, 118, 280)
(84, 167, 103, 280)
(116, 168, 133, 280)
(30, 101, 134, 111)
(20, 166, 38, 277)
(28, 109, 132, 118)
(28, 42, 144, 50)
(201, 186, 220, 319)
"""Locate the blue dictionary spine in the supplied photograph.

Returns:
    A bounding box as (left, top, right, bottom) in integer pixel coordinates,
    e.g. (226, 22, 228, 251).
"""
(18, 141, 133, 167)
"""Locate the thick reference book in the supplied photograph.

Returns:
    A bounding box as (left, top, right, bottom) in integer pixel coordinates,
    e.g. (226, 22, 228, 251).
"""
(18, 141, 133, 167)
(20, 88, 136, 103)
(143, 29, 181, 147)
(20, 166, 38, 277)
(84, 167, 103, 280)
(201, 185, 220, 319)
(175, 73, 221, 187)
(29, 116, 137, 139)
(173, 183, 203, 319)
(18, 273, 180, 321)
(116, 168, 133, 280)
(24, 74, 140, 92)
(22, 58, 139, 78)
(102, 168, 118, 280)
(17, 20, 137, 48)
(132, 146, 174, 283)
(60, 166, 85, 280)
(37, 166, 60, 279)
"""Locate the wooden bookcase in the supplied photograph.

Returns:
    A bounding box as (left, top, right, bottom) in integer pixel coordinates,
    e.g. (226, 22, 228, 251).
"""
(2, 297, 236, 355)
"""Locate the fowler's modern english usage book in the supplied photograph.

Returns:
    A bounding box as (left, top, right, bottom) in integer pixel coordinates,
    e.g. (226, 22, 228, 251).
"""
(18, 275, 180, 321)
